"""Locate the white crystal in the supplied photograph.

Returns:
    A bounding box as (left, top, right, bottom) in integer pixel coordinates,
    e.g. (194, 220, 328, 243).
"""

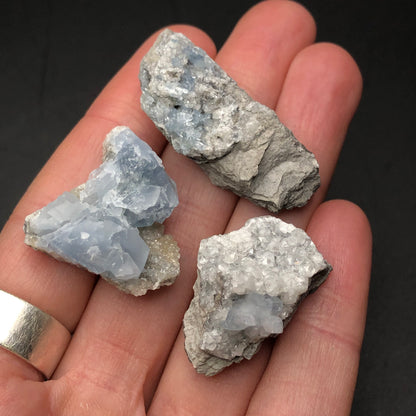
(183, 216, 331, 375)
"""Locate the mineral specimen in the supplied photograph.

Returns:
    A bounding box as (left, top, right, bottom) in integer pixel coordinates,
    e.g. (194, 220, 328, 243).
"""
(140, 30, 320, 212)
(183, 216, 331, 376)
(24, 126, 180, 295)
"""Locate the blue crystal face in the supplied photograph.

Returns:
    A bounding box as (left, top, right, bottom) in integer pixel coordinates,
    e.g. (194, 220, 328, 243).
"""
(24, 126, 178, 284)
(80, 126, 178, 227)
(164, 106, 212, 157)
(28, 192, 150, 280)
(154, 44, 215, 158)
(223, 293, 284, 338)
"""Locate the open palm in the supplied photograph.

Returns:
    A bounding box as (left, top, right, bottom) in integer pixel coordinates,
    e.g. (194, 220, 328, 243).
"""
(0, 1, 371, 414)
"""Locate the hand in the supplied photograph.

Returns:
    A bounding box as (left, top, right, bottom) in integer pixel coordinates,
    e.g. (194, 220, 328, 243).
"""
(0, 1, 371, 414)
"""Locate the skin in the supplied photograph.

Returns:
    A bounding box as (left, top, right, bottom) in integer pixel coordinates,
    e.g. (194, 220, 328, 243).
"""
(0, 1, 371, 415)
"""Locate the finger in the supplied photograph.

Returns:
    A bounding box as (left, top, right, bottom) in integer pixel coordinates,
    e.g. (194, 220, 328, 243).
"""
(246, 200, 372, 415)
(0, 24, 216, 380)
(52, 0, 318, 412)
(216, 0, 316, 107)
(149, 331, 272, 415)
(149, 43, 363, 415)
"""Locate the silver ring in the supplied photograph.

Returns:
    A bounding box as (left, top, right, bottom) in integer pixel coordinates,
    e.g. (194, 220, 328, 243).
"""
(0, 289, 71, 378)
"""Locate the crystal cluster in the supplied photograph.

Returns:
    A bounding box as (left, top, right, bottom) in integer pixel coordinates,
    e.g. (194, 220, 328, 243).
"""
(24, 126, 179, 295)
(140, 29, 320, 212)
(183, 216, 332, 376)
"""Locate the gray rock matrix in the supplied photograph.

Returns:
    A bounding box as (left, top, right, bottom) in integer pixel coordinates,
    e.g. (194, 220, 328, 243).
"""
(24, 126, 180, 296)
(140, 30, 320, 212)
(183, 216, 331, 376)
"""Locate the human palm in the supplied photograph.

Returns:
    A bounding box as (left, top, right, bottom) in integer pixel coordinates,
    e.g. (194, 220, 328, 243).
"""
(0, 1, 371, 414)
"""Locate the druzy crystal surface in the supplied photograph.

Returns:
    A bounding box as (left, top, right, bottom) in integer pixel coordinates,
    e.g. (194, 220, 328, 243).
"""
(183, 216, 332, 376)
(24, 126, 179, 295)
(140, 30, 320, 212)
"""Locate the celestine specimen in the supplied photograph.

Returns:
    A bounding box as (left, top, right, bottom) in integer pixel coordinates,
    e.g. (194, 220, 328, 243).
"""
(183, 216, 331, 376)
(140, 30, 320, 213)
(24, 126, 180, 295)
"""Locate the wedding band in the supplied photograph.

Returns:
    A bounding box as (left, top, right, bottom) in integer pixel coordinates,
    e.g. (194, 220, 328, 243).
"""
(0, 289, 71, 378)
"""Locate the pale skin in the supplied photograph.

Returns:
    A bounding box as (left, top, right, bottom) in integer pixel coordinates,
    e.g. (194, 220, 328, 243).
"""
(0, 1, 372, 414)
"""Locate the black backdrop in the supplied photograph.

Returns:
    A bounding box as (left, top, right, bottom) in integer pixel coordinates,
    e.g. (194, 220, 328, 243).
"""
(1, 1, 415, 414)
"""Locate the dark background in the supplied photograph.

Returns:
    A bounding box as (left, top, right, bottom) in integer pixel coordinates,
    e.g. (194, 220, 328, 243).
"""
(1, 0, 414, 414)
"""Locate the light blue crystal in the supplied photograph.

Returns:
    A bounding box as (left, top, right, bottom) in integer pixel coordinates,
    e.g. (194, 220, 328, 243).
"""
(24, 126, 179, 291)
(27, 192, 149, 280)
(80, 126, 178, 227)
(223, 293, 284, 338)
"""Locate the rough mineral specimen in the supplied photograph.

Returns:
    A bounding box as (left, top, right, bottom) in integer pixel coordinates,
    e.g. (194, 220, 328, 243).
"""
(140, 30, 320, 212)
(183, 216, 331, 376)
(135, 223, 180, 295)
(24, 126, 180, 295)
